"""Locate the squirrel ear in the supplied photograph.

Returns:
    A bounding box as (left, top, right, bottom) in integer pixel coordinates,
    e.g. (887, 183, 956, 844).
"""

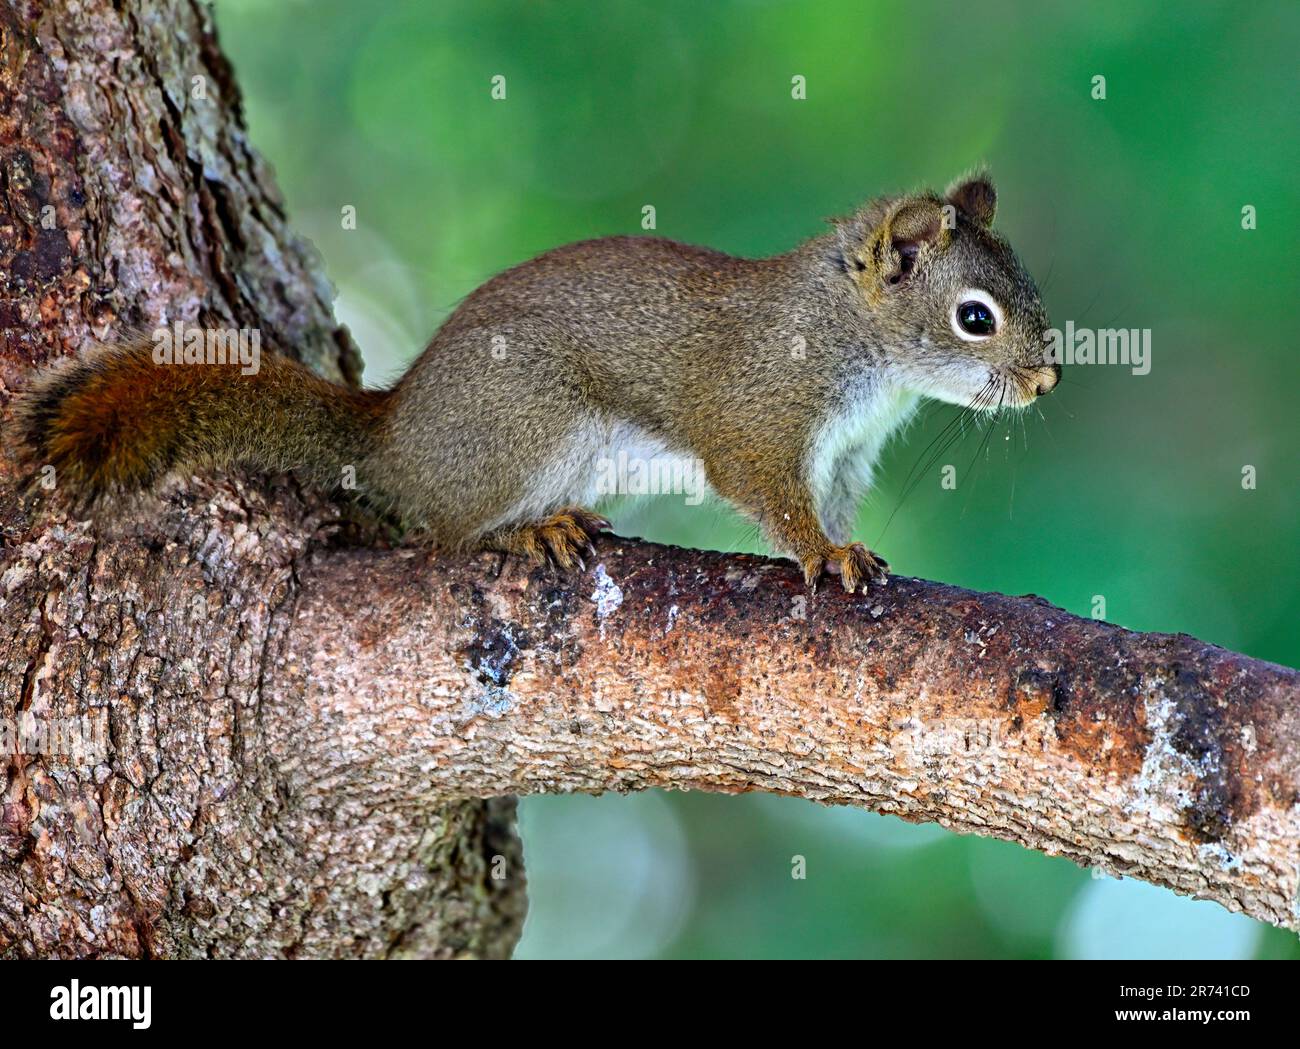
(878, 198, 945, 285)
(945, 173, 997, 227)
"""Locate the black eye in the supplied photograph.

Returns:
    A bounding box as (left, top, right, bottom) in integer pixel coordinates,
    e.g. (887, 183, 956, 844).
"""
(957, 300, 996, 336)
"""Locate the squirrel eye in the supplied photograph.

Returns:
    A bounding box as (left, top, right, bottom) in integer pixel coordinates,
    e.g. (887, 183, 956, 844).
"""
(956, 299, 997, 337)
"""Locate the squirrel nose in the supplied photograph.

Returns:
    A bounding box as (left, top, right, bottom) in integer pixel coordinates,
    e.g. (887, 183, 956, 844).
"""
(1035, 363, 1062, 397)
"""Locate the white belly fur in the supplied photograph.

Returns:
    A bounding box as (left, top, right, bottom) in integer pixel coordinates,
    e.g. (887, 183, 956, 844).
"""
(807, 374, 919, 523)
(484, 381, 914, 539)
(481, 416, 714, 533)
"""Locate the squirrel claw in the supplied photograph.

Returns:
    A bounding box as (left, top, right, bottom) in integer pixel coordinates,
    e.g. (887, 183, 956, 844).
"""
(514, 507, 610, 573)
(804, 542, 890, 594)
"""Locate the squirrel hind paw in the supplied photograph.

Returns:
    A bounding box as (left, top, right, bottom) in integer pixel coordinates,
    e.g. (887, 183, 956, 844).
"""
(480, 507, 610, 572)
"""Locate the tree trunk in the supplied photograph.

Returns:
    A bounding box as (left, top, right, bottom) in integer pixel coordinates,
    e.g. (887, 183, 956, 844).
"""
(3, 0, 1298, 960)
(0, 0, 524, 958)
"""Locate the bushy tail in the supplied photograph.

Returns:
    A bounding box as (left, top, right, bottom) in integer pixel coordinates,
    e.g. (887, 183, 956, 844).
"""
(14, 335, 391, 506)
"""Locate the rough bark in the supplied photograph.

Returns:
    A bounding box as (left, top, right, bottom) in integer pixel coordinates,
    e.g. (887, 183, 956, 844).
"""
(285, 541, 1300, 934)
(1, 0, 1297, 961)
(0, 0, 523, 957)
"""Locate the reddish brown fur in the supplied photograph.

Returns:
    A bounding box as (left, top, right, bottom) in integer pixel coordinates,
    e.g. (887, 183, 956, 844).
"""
(17, 337, 390, 506)
(16, 176, 1056, 589)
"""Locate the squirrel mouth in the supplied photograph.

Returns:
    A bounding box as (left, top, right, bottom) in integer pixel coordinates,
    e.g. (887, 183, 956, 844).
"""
(965, 368, 1048, 412)
(1006, 363, 1061, 403)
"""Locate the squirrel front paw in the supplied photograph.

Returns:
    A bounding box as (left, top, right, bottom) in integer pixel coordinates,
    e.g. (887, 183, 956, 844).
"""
(801, 542, 889, 593)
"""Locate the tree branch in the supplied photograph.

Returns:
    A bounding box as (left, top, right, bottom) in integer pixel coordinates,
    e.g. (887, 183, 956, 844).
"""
(282, 533, 1300, 932)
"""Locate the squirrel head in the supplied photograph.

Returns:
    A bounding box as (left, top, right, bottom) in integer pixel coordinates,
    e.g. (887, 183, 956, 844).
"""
(834, 173, 1058, 408)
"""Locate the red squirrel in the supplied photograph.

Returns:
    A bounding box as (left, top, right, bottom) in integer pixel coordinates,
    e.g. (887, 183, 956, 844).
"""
(18, 173, 1057, 592)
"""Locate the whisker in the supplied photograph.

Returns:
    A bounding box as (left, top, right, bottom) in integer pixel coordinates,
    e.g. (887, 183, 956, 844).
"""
(892, 379, 993, 496)
(905, 383, 997, 492)
(1033, 402, 1058, 448)
(895, 394, 981, 495)
(958, 381, 1007, 518)
(1039, 252, 1057, 295)
(873, 378, 997, 545)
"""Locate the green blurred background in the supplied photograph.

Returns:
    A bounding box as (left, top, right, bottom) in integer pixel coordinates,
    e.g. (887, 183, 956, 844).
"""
(212, 0, 1299, 958)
